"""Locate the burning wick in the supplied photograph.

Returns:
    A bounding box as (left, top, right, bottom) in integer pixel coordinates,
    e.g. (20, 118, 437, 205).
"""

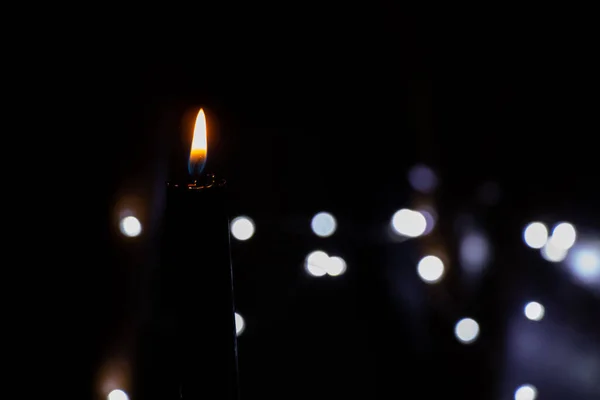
(188, 108, 207, 176)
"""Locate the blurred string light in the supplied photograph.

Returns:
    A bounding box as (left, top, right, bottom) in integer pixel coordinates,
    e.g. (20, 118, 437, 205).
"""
(230, 216, 255, 241)
(524, 301, 545, 321)
(523, 222, 548, 249)
(541, 238, 568, 263)
(311, 212, 337, 237)
(417, 255, 444, 283)
(304, 251, 346, 277)
(565, 239, 600, 290)
(454, 318, 480, 344)
(460, 230, 491, 273)
(391, 208, 427, 238)
(407, 164, 438, 193)
(514, 384, 537, 400)
(417, 206, 437, 235)
(108, 389, 129, 400)
(234, 312, 245, 336)
(119, 216, 142, 237)
(551, 222, 577, 250)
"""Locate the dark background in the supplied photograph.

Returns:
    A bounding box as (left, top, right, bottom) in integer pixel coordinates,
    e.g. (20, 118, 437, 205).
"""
(50, 7, 600, 400)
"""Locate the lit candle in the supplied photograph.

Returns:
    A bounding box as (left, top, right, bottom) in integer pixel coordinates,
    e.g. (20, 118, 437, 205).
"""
(135, 108, 239, 399)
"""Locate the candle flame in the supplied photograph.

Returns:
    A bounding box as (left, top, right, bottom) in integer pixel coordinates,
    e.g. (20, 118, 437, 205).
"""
(188, 108, 207, 175)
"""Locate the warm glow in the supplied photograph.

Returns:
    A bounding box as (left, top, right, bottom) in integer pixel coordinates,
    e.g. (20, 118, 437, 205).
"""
(189, 108, 207, 175)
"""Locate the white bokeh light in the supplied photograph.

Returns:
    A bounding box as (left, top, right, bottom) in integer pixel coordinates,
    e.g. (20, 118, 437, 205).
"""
(454, 318, 480, 344)
(541, 239, 568, 262)
(327, 256, 347, 277)
(417, 255, 444, 283)
(551, 222, 577, 250)
(231, 216, 255, 241)
(565, 240, 600, 290)
(514, 384, 537, 400)
(523, 222, 548, 249)
(108, 389, 129, 400)
(305, 250, 329, 277)
(311, 212, 337, 237)
(119, 216, 142, 237)
(234, 312, 245, 336)
(524, 301, 545, 321)
(391, 209, 427, 238)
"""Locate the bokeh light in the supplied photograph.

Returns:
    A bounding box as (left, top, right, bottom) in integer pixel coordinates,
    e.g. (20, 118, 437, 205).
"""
(305, 250, 329, 277)
(119, 216, 142, 237)
(417, 255, 444, 283)
(311, 212, 337, 237)
(541, 239, 568, 263)
(231, 216, 255, 241)
(460, 231, 491, 273)
(565, 239, 600, 290)
(524, 301, 545, 321)
(523, 222, 548, 249)
(551, 222, 577, 250)
(108, 389, 129, 400)
(328, 256, 347, 277)
(454, 318, 480, 344)
(514, 384, 537, 400)
(234, 312, 245, 336)
(391, 209, 427, 238)
(408, 164, 438, 193)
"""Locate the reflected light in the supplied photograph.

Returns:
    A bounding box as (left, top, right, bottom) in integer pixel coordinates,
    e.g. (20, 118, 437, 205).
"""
(119, 216, 142, 237)
(311, 212, 337, 237)
(455, 318, 480, 344)
(188, 108, 207, 175)
(108, 389, 129, 400)
(391, 209, 427, 238)
(231, 216, 255, 241)
(551, 222, 577, 250)
(417, 255, 444, 283)
(523, 222, 548, 249)
(514, 384, 537, 400)
(234, 312, 245, 336)
(524, 301, 545, 321)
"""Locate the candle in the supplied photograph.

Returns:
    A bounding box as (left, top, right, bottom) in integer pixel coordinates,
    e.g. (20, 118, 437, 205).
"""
(135, 108, 239, 399)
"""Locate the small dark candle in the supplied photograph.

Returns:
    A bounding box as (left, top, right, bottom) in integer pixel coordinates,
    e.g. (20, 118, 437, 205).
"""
(136, 109, 239, 400)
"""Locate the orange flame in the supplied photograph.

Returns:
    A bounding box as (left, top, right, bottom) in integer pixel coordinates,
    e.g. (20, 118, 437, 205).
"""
(188, 108, 207, 175)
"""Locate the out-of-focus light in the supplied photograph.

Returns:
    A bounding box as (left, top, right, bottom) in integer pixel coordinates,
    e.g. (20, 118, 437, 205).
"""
(305, 250, 329, 277)
(418, 207, 437, 235)
(417, 255, 444, 283)
(311, 212, 337, 237)
(408, 164, 438, 193)
(514, 384, 537, 400)
(565, 240, 600, 289)
(454, 318, 480, 344)
(460, 231, 491, 273)
(108, 389, 129, 400)
(119, 216, 142, 237)
(327, 256, 347, 277)
(551, 222, 577, 250)
(524, 301, 545, 321)
(391, 209, 427, 238)
(541, 239, 568, 262)
(523, 222, 548, 249)
(231, 216, 255, 241)
(234, 312, 245, 336)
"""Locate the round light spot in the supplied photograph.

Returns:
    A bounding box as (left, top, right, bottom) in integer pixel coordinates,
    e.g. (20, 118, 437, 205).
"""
(108, 389, 129, 400)
(311, 212, 337, 237)
(514, 384, 537, 400)
(417, 255, 444, 283)
(234, 312, 245, 336)
(551, 222, 577, 250)
(391, 209, 427, 238)
(408, 164, 438, 193)
(541, 239, 568, 262)
(523, 222, 548, 249)
(230, 216, 255, 241)
(305, 250, 329, 277)
(524, 301, 545, 321)
(119, 216, 142, 237)
(327, 256, 347, 277)
(454, 318, 480, 344)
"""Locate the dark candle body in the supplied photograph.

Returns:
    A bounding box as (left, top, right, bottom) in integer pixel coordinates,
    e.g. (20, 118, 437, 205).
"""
(135, 175, 239, 400)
